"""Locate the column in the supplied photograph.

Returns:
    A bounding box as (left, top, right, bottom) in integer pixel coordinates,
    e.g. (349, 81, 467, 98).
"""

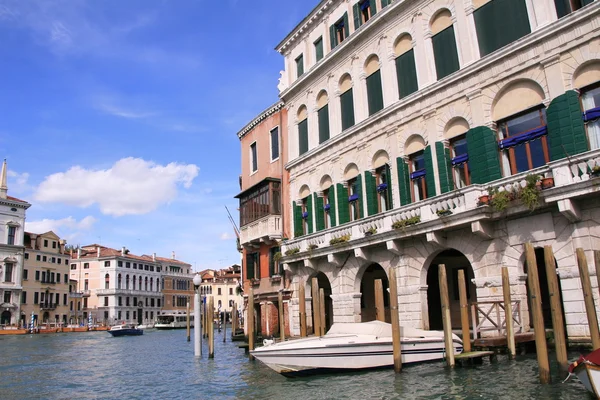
(463, 5, 481, 65)
(541, 55, 565, 100)
(382, 52, 399, 106)
(422, 32, 438, 86)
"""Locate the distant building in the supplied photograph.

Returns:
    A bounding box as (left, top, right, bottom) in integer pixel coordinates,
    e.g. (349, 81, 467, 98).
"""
(200, 265, 243, 317)
(0, 160, 31, 326)
(155, 253, 194, 316)
(21, 231, 71, 326)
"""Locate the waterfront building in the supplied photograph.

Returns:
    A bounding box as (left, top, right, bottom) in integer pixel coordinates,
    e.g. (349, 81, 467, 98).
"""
(276, 0, 600, 341)
(199, 265, 243, 319)
(69, 245, 163, 325)
(156, 253, 194, 316)
(235, 101, 292, 337)
(0, 160, 30, 326)
(21, 231, 70, 326)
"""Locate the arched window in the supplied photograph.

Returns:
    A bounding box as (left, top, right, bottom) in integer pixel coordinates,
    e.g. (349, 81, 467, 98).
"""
(104, 274, 110, 290)
(365, 55, 384, 116)
(117, 274, 122, 289)
(444, 118, 471, 188)
(297, 106, 309, 156)
(394, 34, 418, 99)
(319, 175, 335, 230)
(405, 135, 428, 201)
(493, 80, 549, 175)
(139, 276, 142, 291)
(344, 163, 362, 221)
(150, 278, 153, 292)
(317, 91, 330, 144)
(575, 61, 600, 150)
(430, 9, 459, 80)
(145, 277, 148, 291)
(126, 275, 130, 290)
(369, 151, 392, 214)
(132, 275, 136, 290)
(297, 185, 313, 236)
(339, 74, 355, 131)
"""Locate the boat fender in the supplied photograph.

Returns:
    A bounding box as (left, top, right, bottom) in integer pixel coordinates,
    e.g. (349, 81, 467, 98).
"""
(263, 339, 274, 347)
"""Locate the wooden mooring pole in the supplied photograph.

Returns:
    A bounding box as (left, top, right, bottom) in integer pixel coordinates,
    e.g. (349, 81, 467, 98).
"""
(248, 288, 255, 360)
(595, 251, 600, 300)
(438, 264, 455, 367)
(223, 306, 227, 343)
(311, 278, 321, 337)
(544, 246, 568, 371)
(389, 267, 402, 373)
(186, 301, 191, 342)
(232, 302, 237, 339)
(319, 288, 327, 336)
(525, 242, 550, 384)
(457, 270, 471, 354)
(577, 248, 600, 350)
(375, 279, 385, 322)
(208, 297, 214, 359)
(278, 291, 285, 342)
(299, 283, 307, 338)
(501, 267, 516, 359)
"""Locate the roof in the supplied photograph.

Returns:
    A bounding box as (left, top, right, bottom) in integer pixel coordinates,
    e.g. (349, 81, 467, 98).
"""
(236, 101, 284, 139)
(153, 256, 191, 266)
(72, 245, 156, 263)
(7, 195, 28, 204)
(235, 177, 281, 199)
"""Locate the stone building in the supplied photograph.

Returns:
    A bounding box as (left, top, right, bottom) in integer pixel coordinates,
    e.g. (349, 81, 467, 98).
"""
(275, 0, 600, 341)
(199, 265, 244, 321)
(156, 254, 193, 316)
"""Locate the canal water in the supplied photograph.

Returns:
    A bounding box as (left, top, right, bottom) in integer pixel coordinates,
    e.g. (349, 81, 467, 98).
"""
(0, 329, 593, 399)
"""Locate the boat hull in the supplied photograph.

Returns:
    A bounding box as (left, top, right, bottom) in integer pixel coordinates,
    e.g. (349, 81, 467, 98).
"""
(573, 362, 600, 398)
(108, 329, 143, 337)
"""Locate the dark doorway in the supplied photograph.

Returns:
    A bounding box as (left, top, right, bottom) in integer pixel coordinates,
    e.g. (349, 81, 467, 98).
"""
(360, 264, 390, 322)
(1, 311, 10, 325)
(311, 272, 333, 333)
(137, 309, 143, 325)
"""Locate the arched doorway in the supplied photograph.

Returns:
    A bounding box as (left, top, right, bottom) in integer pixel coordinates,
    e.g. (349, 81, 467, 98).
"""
(525, 247, 566, 330)
(1, 311, 11, 325)
(43, 312, 50, 322)
(427, 249, 476, 330)
(360, 264, 390, 322)
(310, 272, 333, 333)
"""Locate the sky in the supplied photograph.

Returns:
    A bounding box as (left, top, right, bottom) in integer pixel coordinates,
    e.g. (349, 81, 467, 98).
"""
(0, 0, 315, 271)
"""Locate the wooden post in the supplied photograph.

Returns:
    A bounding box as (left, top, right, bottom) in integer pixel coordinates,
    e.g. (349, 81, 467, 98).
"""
(438, 264, 455, 367)
(223, 306, 227, 343)
(457, 270, 471, 354)
(577, 248, 600, 350)
(248, 288, 255, 360)
(203, 299, 208, 338)
(389, 267, 402, 373)
(311, 278, 321, 337)
(501, 267, 516, 359)
(278, 291, 285, 342)
(595, 251, 600, 299)
(544, 246, 568, 371)
(525, 242, 551, 384)
(208, 297, 214, 358)
(299, 283, 307, 337)
(186, 301, 191, 342)
(319, 288, 326, 336)
(375, 279, 385, 322)
(231, 302, 236, 339)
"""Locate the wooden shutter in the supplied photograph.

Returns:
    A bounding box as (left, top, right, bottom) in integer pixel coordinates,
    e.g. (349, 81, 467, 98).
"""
(314, 193, 325, 231)
(298, 119, 309, 155)
(432, 26, 460, 80)
(385, 164, 393, 208)
(365, 171, 378, 215)
(318, 104, 330, 144)
(396, 157, 412, 206)
(356, 174, 364, 219)
(546, 90, 589, 160)
(423, 146, 437, 197)
(396, 49, 418, 99)
(336, 183, 350, 224)
(255, 253, 261, 279)
(328, 189, 337, 227)
(435, 141, 453, 194)
(296, 54, 304, 77)
(293, 201, 303, 237)
(343, 12, 350, 38)
(340, 89, 355, 131)
(466, 126, 502, 184)
(353, 3, 362, 30)
(246, 253, 254, 280)
(315, 38, 324, 61)
(554, 0, 570, 18)
(366, 70, 384, 115)
(371, 0, 377, 15)
(330, 24, 337, 49)
(305, 195, 313, 234)
(474, 0, 531, 57)
(381, 0, 390, 8)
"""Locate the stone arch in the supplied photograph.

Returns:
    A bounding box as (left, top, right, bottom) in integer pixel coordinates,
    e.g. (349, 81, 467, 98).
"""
(297, 104, 308, 121)
(404, 134, 426, 155)
(343, 163, 360, 180)
(443, 117, 470, 140)
(306, 270, 334, 333)
(317, 90, 329, 108)
(492, 79, 546, 121)
(371, 150, 390, 169)
(436, 102, 473, 140)
(572, 60, 600, 89)
(364, 54, 381, 76)
(430, 8, 453, 35)
(358, 263, 390, 322)
(298, 184, 311, 199)
(563, 44, 600, 90)
(319, 175, 333, 191)
(339, 73, 353, 93)
(393, 33, 413, 57)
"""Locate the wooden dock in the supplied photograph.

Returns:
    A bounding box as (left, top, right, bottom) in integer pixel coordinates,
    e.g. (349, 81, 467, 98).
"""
(455, 350, 496, 366)
(473, 332, 535, 348)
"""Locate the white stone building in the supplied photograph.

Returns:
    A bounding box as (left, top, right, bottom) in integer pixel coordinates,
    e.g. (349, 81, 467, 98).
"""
(276, 0, 600, 341)
(0, 160, 30, 326)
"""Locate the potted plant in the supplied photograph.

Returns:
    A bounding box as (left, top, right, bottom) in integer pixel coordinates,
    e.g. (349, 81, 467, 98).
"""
(329, 234, 351, 245)
(285, 248, 300, 256)
(436, 209, 453, 217)
(365, 227, 377, 236)
(540, 176, 554, 189)
(592, 165, 600, 177)
(520, 174, 541, 211)
(478, 192, 491, 206)
(273, 252, 282, 262)
(392, 215, 421, 230)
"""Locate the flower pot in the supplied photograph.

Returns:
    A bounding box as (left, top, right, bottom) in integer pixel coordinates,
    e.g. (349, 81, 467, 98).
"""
(541, 177, 554, 189)
(478, 195, 490, 205)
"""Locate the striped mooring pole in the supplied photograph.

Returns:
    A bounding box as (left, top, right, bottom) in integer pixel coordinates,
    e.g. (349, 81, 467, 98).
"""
(88, 314, 93, 330)
(30, 312, 34, 334)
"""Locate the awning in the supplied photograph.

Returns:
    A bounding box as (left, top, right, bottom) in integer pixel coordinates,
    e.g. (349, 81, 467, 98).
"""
(410, 169, 426, 180)
(583, 106, 600, 122)
(498, 126, 547, 150)
(451, 153, 469, 166)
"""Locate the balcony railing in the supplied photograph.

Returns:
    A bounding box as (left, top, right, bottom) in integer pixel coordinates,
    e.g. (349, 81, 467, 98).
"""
(239, 214, 282, 246)
(40, 303, 58, 310)
(281, 149, 600, 261)
(95, 288, 163, 297)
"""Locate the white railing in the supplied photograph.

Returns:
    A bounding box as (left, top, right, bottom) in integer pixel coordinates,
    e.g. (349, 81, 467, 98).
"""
(96, 288, 163, 297)
(239, 214, 282, 245)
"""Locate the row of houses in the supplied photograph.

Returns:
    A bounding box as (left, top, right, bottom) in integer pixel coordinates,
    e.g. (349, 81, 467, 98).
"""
(235, 0, 600, 342)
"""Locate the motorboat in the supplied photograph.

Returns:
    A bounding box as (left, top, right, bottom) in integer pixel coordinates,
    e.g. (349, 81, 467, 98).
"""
(136, 323, 156, 331)
(107, 324, 143, 337)
(569, 348, 600, 397)
(250, 321, 463, 377)
(155, 313, 194, 330)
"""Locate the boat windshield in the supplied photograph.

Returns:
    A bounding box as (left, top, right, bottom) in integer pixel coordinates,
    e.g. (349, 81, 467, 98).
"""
(156, 316, 175, 324)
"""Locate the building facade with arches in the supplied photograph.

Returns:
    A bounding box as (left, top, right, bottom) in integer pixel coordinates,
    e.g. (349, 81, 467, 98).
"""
(275, 0, 600, 341)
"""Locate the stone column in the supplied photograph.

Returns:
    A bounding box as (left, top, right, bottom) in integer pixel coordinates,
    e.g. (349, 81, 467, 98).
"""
(463, 5, 480, 64)
(382, 52, 398, 106)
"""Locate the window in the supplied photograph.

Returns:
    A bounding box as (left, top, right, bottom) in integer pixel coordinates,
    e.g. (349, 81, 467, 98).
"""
(375, 165, 391, 213)
(42, 256, 47, 262)
(104, 261, 110, 267)
(83, 298, 88, 308)
(35, 270, 40, 281)
(431, 10, 460, 80)
(84, 263, 89, 269)
(118, 261, 123, 267)
(23, 269, 28, 280)
(51, 257, 56, 263)
(270, 127, 280, 161)
(246, 252, 260, 280)
(133, 263, 137, 269)
(339, 75, 355, 131)
(118, 274, 122, 289)
(323, 188, 331, 229)
(34, 292, 39, 305)
(126, 262, 130, 268)
(52, 241, 57, 249)
(36, 255, 41, 261)
(317, 91, 330, 144)
(229, 288, 233, 295)
(44, 239, 48, 247)
(394, 34, 418, 99)
(410, 151, 428, 201)
(555, 0, 595, 18)
(126, 311, 130, 320)
(314, 37, 324, 62)
(582, 85, 600, 150)
(269, 246, 281, 276)
(298, 106, 309, 156)
(63, 293, 67, 305)
(498, 108, 549, 175)
(118, 297, 122, 306)
(84, 279, 89, 290)
(218, 288, 222, 295)
(41, 271, 46, 283)
(57, 258, 61, 264)
(126, 297, 130, 306)
(330, 13, 349, 49)
(157, 299, 161, 307)
(25, 252, 29, 260)
(118, 311, 121, 320)
(353, 0, 375, 29)
(348, 178, 361, 221)
(474, 0, 530, 57)
(301, 198, 311, 235)
(4, 291, 11, 303)
(21, 291, 26, 304)
(296, 54, 304, 78)
(4, 263, 13, 282)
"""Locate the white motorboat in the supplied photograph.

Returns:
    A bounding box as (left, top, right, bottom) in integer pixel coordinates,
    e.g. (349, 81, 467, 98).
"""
(250, 321, 463, 377)
(569, 348, 600, 397)
(155, 313, 194, 330)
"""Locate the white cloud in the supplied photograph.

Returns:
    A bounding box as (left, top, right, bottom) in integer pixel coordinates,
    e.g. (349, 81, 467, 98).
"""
(96, 102, 155, 119)
(220, 232, 234, 240)
(34, 157, 199, 216)
(7, 170, 30, 192)
(26, 215, 97, 235)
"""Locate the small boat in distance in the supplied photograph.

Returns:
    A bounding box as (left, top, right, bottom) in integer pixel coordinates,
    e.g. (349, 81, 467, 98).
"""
(107, 324, 143, 337)
(155, 313, 194, 330)
(250, 321, 462, 377)
(569, 348, 600, 397)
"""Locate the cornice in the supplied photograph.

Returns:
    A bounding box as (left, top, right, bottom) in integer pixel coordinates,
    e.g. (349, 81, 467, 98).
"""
(275, 0, 336, 53)
(237, 101, 285, 139)
(0, 198, 30, 209)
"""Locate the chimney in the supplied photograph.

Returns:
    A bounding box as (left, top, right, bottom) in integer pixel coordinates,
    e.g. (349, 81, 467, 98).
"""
(59, 239, 66, 254)
(0, 159, 7, 199)
(152, 253, 156, 261)
(121, 247, 126, 256)
(97, 247, 101, 257)
(172, 251, 175, 260)
(77, 248, 81, 259)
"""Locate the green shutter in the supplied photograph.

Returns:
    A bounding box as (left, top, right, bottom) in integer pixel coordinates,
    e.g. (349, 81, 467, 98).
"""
(385, 164, 393, 208)
(336, 183, 350, 224)
(305, 195, 313, 235)
(298, 119, 308, 155)
(315, 38, 324, 62)
(343, 12, 350, 38)
(330, 24, 337, 50)
(353, 3, 361, 31)
(356, 174, 364, 219)
(296, 54, 304, 77)
(474, 0, 531, 57)
(246, 253, 254, 280)
(582, 0, 595, 5)
(328, 188, 337, 227)
(435, 141, 453, 194)
(554, 0, 570, 18)
(396, 158, 411, 206)
(396, 49, 418, 99)
(381, 0, 390, 8)
(547, 90, 589, 161)
(371, 0, 377, 15)
(423, 146, 437, 197)
(255, 253, 261, 279)
(315, 193, 325, 231)
(432, 26, 460, 80)
(318, 104, 330, 144)
(466, 126, 502, 184)
(293, 201, 303, 237)
(341, 89, 355, 130)
(365, 171, 378, 216)
(366, 70, 384, 116)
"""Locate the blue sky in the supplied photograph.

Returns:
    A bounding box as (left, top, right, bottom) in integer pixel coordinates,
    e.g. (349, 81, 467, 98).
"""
(0, 0, 314, 271)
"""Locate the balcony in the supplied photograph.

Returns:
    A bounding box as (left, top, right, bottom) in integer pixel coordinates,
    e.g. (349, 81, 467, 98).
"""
(239, 214, 282, 247)
(40, 303, 58, 310)
(281, 149, 600, 266)
(96, 288, 162, 297)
